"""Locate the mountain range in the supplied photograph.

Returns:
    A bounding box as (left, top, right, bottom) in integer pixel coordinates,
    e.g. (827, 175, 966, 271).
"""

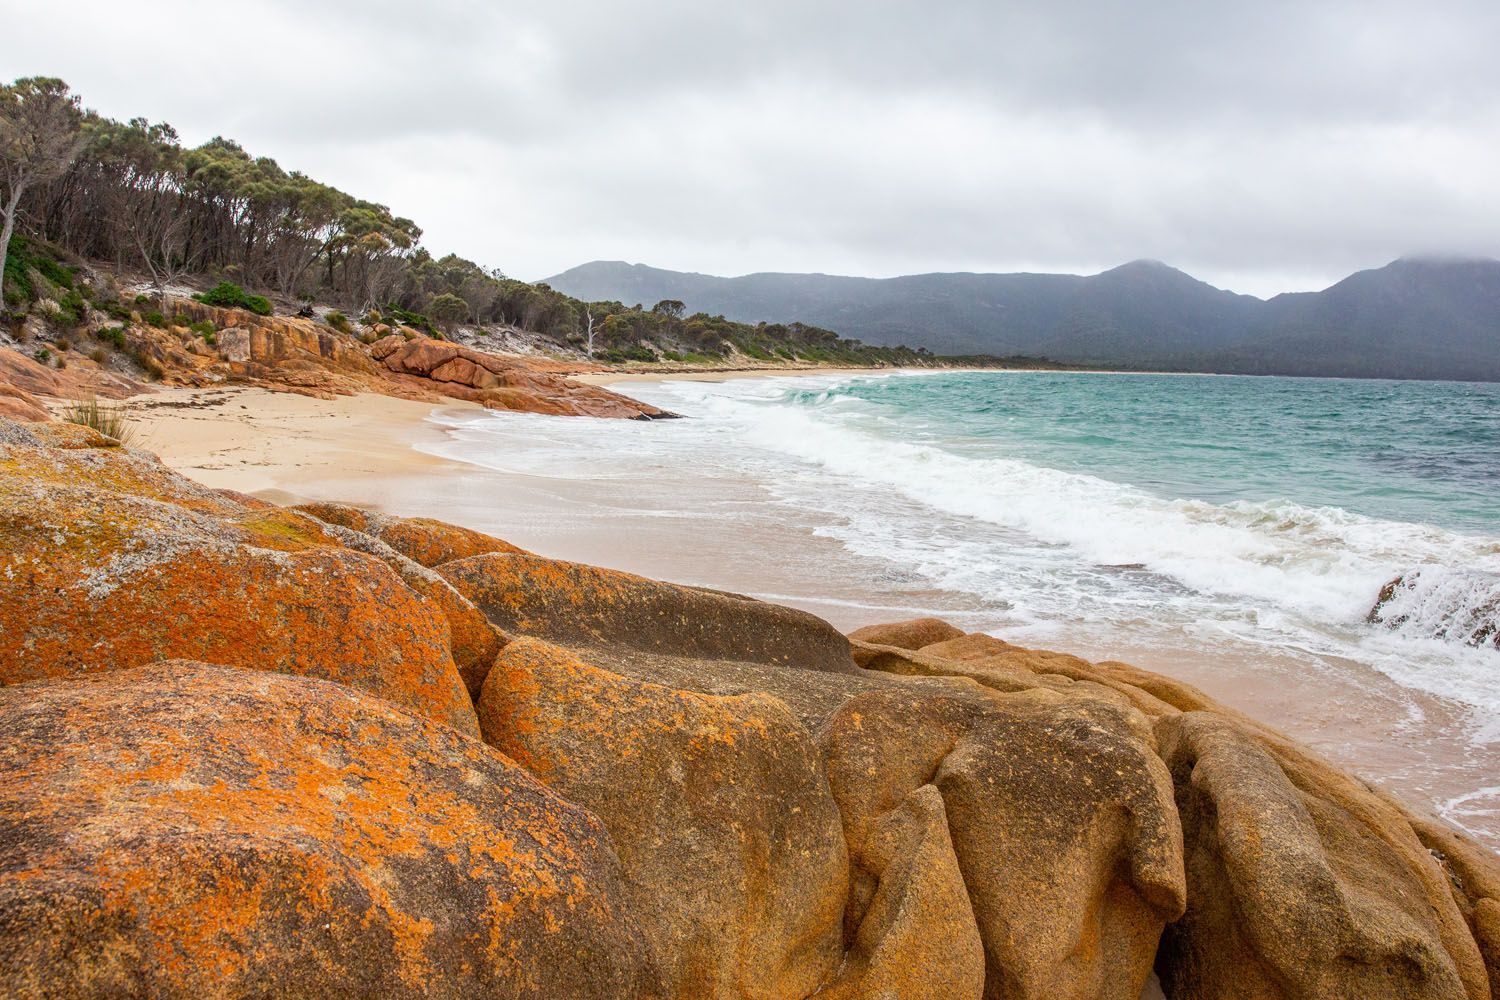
(544, 257, 1500, 381)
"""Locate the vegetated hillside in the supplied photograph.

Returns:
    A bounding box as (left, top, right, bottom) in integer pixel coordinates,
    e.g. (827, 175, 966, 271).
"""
(0, 77, 988, 375)
(548, 257, 1500, 381)
(1216, 257, 1500, 381)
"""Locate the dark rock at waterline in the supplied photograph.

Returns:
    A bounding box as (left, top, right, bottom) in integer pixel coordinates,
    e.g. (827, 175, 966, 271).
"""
(1368, 570, 1500, 648)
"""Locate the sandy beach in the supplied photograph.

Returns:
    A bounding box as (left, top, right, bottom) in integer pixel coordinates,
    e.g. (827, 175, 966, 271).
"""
(117, 387, 475, 503)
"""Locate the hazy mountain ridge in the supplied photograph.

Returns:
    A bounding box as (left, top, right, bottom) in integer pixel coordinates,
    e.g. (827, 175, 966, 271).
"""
(546, 257, 1500, 380)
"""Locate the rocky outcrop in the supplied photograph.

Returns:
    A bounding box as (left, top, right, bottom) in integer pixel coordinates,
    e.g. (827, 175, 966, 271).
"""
(478, 637, 849, 998)
(1368, 569, 1500, 648)
(373, 335, 673, 419)
(1157, 711, 1487, 1000)
(822, 685, 1185, 1000)
(0, 662, 651, 999)
(440, 551, 857, 672)
(0, 414, 1496, 1000)
(293, 499, 528, 566)
(0, 346, 139, 420)
(0, 423, 477, 734)
(847, 615, 965, 650)
(7, 296, 670, 421)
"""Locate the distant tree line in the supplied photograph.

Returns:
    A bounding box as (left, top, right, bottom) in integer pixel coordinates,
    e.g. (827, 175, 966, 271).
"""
(0, 77, 957, 366)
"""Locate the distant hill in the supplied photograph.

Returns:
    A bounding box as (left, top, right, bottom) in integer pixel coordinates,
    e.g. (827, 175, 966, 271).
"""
(545, 257, 1500, 381)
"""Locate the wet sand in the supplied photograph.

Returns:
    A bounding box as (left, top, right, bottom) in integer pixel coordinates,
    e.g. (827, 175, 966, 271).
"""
(127, 384, 1499, 849)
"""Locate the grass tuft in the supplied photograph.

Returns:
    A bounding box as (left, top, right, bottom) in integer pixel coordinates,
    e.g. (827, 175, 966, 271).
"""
(62, 399, 138, 447)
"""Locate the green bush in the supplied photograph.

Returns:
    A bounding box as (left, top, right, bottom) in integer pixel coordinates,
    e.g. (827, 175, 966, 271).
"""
(96, 325, 127, 348)
(379, 303, 435, 334)
(3, 236, 76, 306)
(143, 311, 166, 328)
(134, 294, 150, 305)
(56, 289, 88, 326)
(325, 310, 351, 334)
(188, 320, 215, 337)
(194, 281, 272, 316)
(598, 344, 656, 364)
(33, 347, 52, 363)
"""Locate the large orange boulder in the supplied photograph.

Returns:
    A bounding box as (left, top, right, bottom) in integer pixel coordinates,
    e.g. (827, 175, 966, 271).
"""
(1156, 711, 1489, 1000)
(309, 517, 505, 697)
(822, 685, 1186, 1000)
(816, 784, 986, 1000)
(442, 551, 857, 673)
(295, 499, 527, 566)
(0, 662, 652, 998)
(478, 637, 849, 998)
(0, 428, 476, 734)
(847, 616, 966, 650)
(377, 337, 673, 420)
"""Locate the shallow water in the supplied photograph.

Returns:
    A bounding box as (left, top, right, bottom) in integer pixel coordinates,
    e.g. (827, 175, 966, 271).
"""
(384, 370, 1499, 846)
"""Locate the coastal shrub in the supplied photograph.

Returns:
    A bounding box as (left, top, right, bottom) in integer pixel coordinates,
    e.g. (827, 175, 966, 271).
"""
(3, 236, 76, 306)
(33, 347, 52, 364)
(325, 310, 351, 334)
(103, 300, 133, 321)
(379, 303, 435, 335)
(188, 320, 215, 337)
(598, 344, 656, 364)
(134, 294, 150, 305)
(143, 311, 166, 328)
(195, 281, 272, 316)
(62, 398, 137, 446)
(56, 289, 88, 326)
(96, 325, 127, 349)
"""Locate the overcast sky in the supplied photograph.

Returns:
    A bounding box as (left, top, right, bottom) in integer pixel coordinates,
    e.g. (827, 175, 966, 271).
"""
(7, 0, 1499, 296)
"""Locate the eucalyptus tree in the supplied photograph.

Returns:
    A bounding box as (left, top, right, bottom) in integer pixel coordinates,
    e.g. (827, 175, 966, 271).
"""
(0, 77, 83, 299)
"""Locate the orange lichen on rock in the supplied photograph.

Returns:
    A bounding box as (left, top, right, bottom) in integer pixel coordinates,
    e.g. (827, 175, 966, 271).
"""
(295, 500, 528, 566)
(309, 516, 506, 696)
(0, 662, 653, 998)
(0, 422, 476, 734)
(477, 637, 849, 999)
(441, 551, 857, 672)
(822, 683, 1186, 1000)
(376, 336, 673, 420)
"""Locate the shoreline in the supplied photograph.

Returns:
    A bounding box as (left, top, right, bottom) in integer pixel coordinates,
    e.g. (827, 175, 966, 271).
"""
(121, 380, 1500, 851)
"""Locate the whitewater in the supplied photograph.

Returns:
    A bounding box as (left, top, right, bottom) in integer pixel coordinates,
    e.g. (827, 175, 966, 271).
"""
(412, 370, 1500, 842)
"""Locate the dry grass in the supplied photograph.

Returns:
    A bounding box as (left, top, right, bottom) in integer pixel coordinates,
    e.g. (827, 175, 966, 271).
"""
(61, 399, 138, 447)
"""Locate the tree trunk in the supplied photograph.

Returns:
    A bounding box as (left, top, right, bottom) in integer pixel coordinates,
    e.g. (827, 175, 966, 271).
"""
(0, 181, 27, 304)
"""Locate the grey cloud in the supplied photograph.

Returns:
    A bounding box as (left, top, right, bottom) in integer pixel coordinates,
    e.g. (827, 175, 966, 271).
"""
(4, 0, 1499, 296)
